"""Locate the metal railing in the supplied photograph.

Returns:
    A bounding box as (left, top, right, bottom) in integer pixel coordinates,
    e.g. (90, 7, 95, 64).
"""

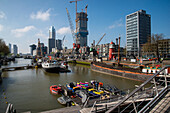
(105, 66, 170, 113)
(5, 103, 16, 113)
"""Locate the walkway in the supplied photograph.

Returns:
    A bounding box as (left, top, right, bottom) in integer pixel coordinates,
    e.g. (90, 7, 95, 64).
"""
(150, 91, 170, 113)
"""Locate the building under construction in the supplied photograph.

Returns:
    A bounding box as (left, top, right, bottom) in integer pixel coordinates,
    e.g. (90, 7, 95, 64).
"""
(75, 11, 88, 47)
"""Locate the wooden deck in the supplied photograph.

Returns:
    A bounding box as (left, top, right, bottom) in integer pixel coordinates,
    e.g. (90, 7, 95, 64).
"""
(150, 91, 170, 113)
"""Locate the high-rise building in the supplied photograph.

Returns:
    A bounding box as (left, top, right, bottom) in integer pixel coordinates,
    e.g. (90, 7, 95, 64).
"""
(126, 10, 151, 56)
(56, 39, 62, 50)
(36, 39, 42, 57)
(9, 43, 11, 53)
(49, 26, 56, 39)
(48, 26, 56, 54)
(13, 44, 18, 56)
(75, 12, 88, 47)
(29, 44, 36, 55)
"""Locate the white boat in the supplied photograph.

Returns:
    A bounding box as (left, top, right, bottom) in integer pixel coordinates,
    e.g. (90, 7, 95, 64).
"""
(42, 60, 61, 73)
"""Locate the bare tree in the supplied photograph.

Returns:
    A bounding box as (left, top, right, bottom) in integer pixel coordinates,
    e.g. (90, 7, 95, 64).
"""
(142, 33, 164, 60)
(151, 34, 164, 61)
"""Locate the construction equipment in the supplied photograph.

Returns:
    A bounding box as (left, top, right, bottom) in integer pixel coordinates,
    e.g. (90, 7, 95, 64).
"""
(85, 4, 88, 14)
(66, 8, 75, 43)
(96, 33, 106, 45)
(62, 35, 66, 49)
(70, 0, 82, 15)
(66, 8, 79, 52)
(70, 0, 82, 50)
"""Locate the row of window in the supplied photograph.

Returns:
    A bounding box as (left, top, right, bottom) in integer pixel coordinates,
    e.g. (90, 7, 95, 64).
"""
(126, 17, 137, 23)
(127, 13, 137, 19)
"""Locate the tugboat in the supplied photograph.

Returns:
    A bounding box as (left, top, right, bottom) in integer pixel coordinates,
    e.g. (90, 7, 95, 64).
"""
(42, 60, 61, 73)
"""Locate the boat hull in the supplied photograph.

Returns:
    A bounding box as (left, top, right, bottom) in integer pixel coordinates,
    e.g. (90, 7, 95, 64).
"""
(43, 67, 60, 73)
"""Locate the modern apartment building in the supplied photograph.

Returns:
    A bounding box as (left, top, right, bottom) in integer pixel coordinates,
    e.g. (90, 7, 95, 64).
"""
(13, 44, 18, 56)
(126, 10, 151, 57)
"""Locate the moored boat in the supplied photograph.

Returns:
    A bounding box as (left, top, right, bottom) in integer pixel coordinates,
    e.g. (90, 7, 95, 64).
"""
(57, 96, 74, 106)
(88, 88, 104, 97)
(50, 85, 63, 94)
(42, 60, 61, 73)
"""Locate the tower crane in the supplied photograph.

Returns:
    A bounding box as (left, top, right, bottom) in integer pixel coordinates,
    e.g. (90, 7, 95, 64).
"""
(66, 8, 75, 43)
(70, 0, 82, 15)
(62, 35, 66, 49)
(96, 33, 106, 45)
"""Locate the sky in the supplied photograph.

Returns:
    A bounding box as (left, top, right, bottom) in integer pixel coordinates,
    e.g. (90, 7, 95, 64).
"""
(0, 0, 170, 54)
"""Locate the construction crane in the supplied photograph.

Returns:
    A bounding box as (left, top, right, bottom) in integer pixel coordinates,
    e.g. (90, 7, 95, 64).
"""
(85, 4, 88, 14)
(69, 0, 82, 51)
(66, 8, 76, 43)
(62, 35, 66, 49)
(70, 0, 82, 15)
(96, 33, 106, 45)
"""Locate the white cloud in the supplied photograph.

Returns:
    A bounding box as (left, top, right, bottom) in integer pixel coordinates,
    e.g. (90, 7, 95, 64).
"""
(109, 18, 124, 29)
(11, 26, 36, 37)
(36, 30, 48, 39)
(0, 11, 6, 19)
(57, 27, 71, 35)
(0, 24, 3, 31)
(30, 9, 51, 21)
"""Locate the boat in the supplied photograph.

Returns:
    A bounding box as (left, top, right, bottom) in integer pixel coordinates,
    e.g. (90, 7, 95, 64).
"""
(42, 60, 61, 73)
(36, 59, 42, 68)
(75, 90, 88, 104)
(88, 88, 104, 97)
(50, 85, 63, 94)
(57, 96, 74, 106)
(77, 82, 89, 89)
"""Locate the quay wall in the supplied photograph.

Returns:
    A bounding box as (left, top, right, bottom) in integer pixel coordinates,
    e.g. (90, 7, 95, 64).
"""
(68, 60, 91, 65)
(91, 63, 153, 82)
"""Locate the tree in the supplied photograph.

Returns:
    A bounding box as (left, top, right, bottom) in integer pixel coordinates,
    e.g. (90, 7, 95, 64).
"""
(0, 39, 9, 56)
(151, 34, 164, 61)
(142, 33, 164, 60)
(142, 36, 152, 57)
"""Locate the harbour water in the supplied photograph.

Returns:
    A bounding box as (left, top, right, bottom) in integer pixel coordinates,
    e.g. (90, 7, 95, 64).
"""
(0, 58, 141, 113)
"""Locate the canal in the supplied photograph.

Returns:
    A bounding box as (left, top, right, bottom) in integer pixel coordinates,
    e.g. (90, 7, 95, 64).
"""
(0, 58, 142, 113)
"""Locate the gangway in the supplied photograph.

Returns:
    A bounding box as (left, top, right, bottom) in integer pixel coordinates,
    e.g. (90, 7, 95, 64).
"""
(80, 66, 170, 113)
(105, 66, 170, 113)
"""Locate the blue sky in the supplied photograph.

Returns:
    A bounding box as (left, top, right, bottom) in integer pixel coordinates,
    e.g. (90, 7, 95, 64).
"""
(0, 0, 170, 53)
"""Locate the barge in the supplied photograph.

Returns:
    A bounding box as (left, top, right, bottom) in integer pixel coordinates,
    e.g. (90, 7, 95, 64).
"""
(91, 62, 154, 82)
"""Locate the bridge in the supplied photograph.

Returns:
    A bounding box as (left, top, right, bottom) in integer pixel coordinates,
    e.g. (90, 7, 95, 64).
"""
(80, 66, 170, 113)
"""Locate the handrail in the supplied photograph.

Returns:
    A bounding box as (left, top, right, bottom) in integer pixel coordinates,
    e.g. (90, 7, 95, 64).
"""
(90, 101, 96, 112)
(82, 96, 90, 108)
(106, 66, 170, 113)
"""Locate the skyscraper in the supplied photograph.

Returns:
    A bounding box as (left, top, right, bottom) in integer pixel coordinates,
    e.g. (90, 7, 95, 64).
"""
(75, 11, 88, 47)
(126, 10, 151, 56)
(56, 39, 62, 50)
(9, 43, 11, 53)
(49, 26, 56, 39)
(13, 44, 18, 56)
(48, 26, 56, 54)
(29, 44, 36, 55)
